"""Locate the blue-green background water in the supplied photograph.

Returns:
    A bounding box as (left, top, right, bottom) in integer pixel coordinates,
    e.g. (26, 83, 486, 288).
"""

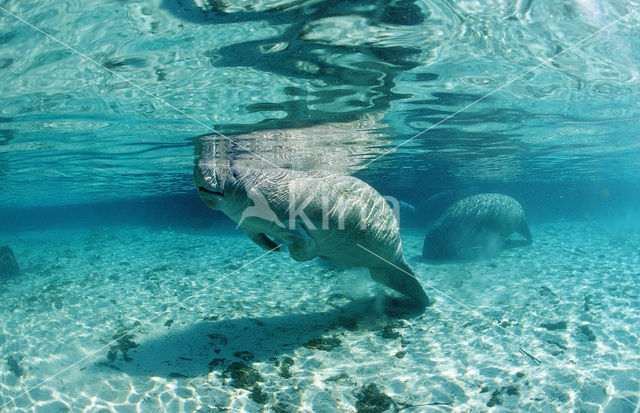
(1, 0, 640, 411)
(1, 0, 639, 213)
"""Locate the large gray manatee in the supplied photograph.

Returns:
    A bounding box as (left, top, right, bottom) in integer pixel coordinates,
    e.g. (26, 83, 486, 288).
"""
(193, 141, 430, 309)
(422, 193, 532, 259)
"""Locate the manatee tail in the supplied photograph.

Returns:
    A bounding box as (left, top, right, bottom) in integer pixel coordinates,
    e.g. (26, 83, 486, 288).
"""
(517, 218, 532, 242)
(369, 263, 430, 309)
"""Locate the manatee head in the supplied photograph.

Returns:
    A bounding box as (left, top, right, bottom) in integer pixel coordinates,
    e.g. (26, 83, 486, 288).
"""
(194, 159, 226, 210)
(194, 158, 252, 217)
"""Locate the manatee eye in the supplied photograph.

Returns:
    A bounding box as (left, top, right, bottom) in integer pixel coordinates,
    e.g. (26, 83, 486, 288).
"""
(231, 169, 239, 179)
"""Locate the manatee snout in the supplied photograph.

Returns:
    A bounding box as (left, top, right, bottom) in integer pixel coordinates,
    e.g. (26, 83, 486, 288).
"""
(194, 165, 227, 209)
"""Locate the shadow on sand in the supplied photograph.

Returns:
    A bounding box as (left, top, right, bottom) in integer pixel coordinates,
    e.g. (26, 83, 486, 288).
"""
(94, 296, 422, 379)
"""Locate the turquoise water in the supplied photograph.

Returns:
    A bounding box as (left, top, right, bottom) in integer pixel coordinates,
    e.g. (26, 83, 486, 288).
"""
(1, 0, 640, 411)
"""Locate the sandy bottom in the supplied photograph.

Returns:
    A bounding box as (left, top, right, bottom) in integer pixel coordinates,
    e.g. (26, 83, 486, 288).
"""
(0, 219, 639, 412)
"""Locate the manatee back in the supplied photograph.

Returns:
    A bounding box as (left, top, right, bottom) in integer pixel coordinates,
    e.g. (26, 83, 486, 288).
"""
(447, 193, 524, 237)
(422, 193, 527, 258)
(235, 167, 407, 267)
(307, 174, 405, 266)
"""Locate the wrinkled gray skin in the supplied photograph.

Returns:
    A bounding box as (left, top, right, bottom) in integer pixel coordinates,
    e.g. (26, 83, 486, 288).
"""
(194, 157, 429, 309)
(422, 193, 532, 259)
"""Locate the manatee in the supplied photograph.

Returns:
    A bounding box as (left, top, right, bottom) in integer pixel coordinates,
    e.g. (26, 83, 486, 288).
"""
(0, 246, 19, 278)
(422, 193, 532, 259)
(194, 141, 429, 309)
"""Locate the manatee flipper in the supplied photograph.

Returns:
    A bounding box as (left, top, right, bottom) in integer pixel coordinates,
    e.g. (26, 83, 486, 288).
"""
(244, 230, 280, 251)
(369, 265, 430, 308)
(281, 220, 317, 262)
(517, 218, 532, 242)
